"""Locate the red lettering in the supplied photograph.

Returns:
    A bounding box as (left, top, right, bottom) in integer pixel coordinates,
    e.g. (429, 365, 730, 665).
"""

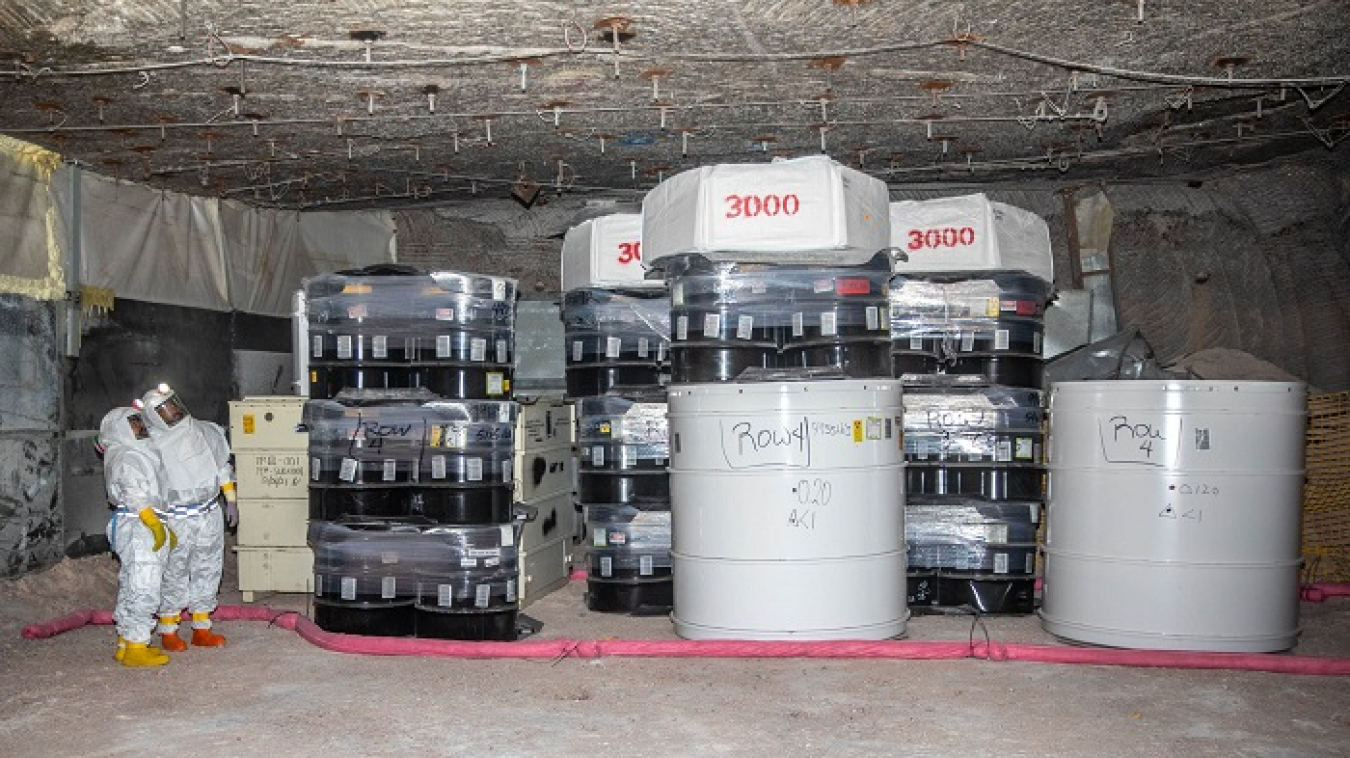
(723, 193, 802, 219)
(617, 241, 641, 264)
(906, 226, 978, 250)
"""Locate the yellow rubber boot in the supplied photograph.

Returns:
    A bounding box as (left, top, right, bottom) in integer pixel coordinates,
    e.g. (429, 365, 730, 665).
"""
(159, 615, 188, 652)
(190, 613, 226, 647)
(121, 642, 170, 668)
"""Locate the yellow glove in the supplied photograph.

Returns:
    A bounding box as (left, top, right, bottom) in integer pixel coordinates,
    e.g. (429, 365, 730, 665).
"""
(138, 508, 168, 551)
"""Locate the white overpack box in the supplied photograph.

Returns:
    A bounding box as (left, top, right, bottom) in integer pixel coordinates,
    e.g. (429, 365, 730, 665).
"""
(888, 194, 1054, 283)
(560, 213, 660, 291)
(516, 400, 574, 448)
(642, 155, 891, 266)
(518, 490, 575, 607)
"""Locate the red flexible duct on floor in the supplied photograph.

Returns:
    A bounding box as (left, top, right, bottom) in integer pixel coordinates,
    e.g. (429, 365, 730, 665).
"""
(20, 589, 1350, 675)
(1301, 583, 1350, 602)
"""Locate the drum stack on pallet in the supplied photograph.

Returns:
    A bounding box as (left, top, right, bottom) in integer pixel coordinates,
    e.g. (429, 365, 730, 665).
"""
(298, 267, 527, 639)
(645, 156, 908, 640)
(559, 215, 676, 614)
(887, 195, 1055, 614)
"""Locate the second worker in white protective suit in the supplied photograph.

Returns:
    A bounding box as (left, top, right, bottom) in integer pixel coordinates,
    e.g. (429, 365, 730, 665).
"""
(99, 406, 174, 668)
(140, 382, 238, 651)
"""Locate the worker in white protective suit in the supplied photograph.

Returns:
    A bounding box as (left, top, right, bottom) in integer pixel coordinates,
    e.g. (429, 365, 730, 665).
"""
(99, 406, 175, 668)
(140, 383, 237, 651)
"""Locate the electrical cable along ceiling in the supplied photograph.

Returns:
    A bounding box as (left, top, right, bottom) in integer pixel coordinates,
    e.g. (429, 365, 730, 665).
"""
(1, 1, 1347, 210)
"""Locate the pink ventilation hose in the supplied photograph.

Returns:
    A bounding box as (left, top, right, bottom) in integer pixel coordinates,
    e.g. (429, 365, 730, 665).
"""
(19, 584, 1350, 675)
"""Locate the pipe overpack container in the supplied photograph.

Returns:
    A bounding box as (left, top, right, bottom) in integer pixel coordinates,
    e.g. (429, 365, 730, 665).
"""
(668, 378, 907, 640)
(1040, 380, 1306, 652)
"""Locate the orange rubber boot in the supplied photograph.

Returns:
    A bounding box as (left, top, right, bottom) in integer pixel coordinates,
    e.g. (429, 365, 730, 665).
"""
(160, 631, 188, 652)
(190, 613, 226, 647)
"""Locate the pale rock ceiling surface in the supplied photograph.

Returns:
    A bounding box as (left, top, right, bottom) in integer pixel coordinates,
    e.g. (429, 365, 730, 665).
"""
(1, 1, 1348, 210)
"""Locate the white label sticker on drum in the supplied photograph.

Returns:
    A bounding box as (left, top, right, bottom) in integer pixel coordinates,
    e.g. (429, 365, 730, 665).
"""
(337, 335, 353, 359)
(502, 459, 512, 481)
(314, 574, 324, 596)
(311, 456, 322, 481)
(372, 335, 388, 359)
(821, 312, 837, 337)
(592, 445, 605, 466)
(704, 313, 721, 336)
(438, 584, 453, 607)
(620, 446, 634, 468)
(1030, 504, 1040, 524)
(606, 336, 622, 358)
(600, 556, 613, 577)
(486, 372, 504, 395)
(492, 279, 507, 301)
(506, 579, 517, 603)
(382, 458, 397, 481)
(467, 457, 483, 481)
(593, 529, 606, 547)
(381, 576, 397, 599)
(792, 312, 805, 337)
(460, 557, 477, 569)
(435, 307, 454, 321)
(496, 339, 508, 364)
(676, 316, 688, 341)
(657, 342, 667, 361)
(1026, 553, 1035, 573)
(431, 454, 447, 479)
(341, 576, 356, 601)
(638, 338, 650, 358)
(436, 335, 452, 358)
(640, 554, 654, 576)
(994, 553, 1009, 575)
(311, 335, 324, 358)
(736, 315, 754, 340)
(961, 332, 975, 352)
(987, 524, 1009, 543)
(672, 282, 684, 306)
(909, 335, 923, 350)
(470, 338, 487, 362)
(475, 583, 490, 608)
(572, 340, 584, 362)
(348, 304, 367, 319)
(995, 329, 1010, 351)
(500, 524, 514, 547)
(339, 457, 358, 482)
(813, 279, 833, 294)
(866, 306, 880, 331)
(1034, 332, 1042, 353)
(996, 440, 1012, 462)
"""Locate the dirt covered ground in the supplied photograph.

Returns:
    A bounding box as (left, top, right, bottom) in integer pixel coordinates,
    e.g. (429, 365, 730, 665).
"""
(2, 543, 1350, 758)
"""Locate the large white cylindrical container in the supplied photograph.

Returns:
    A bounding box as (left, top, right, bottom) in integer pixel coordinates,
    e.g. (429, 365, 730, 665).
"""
(1040, 380, 1306, 652)
(668, 379, 907, 640)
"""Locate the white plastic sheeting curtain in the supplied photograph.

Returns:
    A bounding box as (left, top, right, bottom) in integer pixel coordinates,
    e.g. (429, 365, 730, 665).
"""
(24, 149, 397, 315)
(51, 169, 231, 310)
(220, 203, 396, 316)
(0, 136, 64, 300)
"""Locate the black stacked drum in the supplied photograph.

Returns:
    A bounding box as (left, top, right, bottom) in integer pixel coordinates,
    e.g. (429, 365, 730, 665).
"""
(303, 266, 524, 639)
(889, 271, 1051, 615)
(665, 253, 893, 383)
(575, 395, 673, 613)
(561, 288, 671, 396)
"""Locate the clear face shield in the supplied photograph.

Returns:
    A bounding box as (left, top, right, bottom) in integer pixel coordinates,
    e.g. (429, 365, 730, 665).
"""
(127, 413, 150, 440)
(152, 394, 190, 428)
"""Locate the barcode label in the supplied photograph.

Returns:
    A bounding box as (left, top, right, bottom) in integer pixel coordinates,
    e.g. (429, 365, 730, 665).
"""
(821, 312, 837, 337)
(470, 338, 487, 362)
(337, 335, 353, 359)
(436, 335, 452, 358)
(606, 336, 621, 358)
(372, 335, 388, 358)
